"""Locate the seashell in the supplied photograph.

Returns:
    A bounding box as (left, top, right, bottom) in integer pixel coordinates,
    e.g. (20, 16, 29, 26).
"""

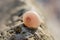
(23, 11, 41, 29)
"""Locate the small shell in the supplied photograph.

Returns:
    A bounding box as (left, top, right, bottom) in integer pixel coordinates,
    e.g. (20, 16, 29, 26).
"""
(23, 11, 41, 29)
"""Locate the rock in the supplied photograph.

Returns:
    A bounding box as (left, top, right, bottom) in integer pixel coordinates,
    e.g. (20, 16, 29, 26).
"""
(0, 0, 54, 40)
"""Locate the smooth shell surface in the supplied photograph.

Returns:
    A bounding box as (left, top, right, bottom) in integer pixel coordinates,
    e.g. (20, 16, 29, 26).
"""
(23, 11, 41, 29)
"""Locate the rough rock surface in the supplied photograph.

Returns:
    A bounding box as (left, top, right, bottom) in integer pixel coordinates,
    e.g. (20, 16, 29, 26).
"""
(0, 0, 54, 40)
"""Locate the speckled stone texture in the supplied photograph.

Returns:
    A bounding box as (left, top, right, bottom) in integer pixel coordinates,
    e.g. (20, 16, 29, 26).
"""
(0, 0, 54, 40)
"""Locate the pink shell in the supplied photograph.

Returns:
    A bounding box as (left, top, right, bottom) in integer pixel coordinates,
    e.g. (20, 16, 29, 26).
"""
(23, 11, 41, 29)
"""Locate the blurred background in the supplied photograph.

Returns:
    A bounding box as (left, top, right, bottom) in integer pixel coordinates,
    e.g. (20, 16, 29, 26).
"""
(0, 0, 60, 40)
